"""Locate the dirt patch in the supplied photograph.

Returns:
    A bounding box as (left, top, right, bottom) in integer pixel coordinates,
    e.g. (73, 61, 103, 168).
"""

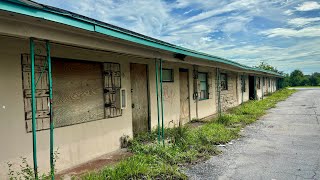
(56, 149, 133, 179)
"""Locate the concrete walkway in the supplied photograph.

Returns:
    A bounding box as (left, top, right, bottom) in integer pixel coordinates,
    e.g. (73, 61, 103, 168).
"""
(186, 89, 320, 180)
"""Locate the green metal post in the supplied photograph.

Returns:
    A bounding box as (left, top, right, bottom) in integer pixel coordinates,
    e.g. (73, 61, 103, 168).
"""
(155, 59, 161, 144)
(30, 38, 38, 179)
(46, 41, 54, 179)
(216, 68, 221, 117)
(254, 76, 257, 100)
(241, 74, 244, 104)
(160, 59, 164, 145)
(262, 77, 264, 100)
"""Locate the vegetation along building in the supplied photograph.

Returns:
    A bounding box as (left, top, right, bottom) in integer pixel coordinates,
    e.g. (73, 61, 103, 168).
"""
(0, 0, 282, 178)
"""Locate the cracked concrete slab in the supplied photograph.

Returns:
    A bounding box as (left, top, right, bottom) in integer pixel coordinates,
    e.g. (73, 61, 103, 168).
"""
(186, 89, 320, 180)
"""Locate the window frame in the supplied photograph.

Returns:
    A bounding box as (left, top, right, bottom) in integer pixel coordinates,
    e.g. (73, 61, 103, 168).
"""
(257, 77, 261, 89)
(241, 75, 246, 92)
(198, 72, 209, 100)
(162, 68, 174, 82)
(220, 73, 228, 91)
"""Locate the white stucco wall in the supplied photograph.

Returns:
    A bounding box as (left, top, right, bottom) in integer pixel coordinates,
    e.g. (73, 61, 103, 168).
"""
(0, 15, 280, 178)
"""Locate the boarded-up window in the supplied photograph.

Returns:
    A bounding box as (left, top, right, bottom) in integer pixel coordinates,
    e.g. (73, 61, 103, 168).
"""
(22, 54, 122, 132)
(52, 59, 105, 127)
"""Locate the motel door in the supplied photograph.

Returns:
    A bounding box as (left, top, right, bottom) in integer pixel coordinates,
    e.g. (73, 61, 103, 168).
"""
(130, 63, 149, 135)
(179, 69, 190, 125)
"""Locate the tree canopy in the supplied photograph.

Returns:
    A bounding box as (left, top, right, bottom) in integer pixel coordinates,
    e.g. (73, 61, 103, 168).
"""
(254, 62, 319, 87)
(254, 62, 283, 74)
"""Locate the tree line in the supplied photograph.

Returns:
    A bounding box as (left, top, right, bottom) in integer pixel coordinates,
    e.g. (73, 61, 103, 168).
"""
(254, 62, 320, 87)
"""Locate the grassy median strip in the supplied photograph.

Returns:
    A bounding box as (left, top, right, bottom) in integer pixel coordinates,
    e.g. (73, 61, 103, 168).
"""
(80, 88, 296, 180)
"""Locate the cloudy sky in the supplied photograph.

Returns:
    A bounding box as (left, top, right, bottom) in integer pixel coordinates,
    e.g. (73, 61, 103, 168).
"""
(34, 0, 320, 74)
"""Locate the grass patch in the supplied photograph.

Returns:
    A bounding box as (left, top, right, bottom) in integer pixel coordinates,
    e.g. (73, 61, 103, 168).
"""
(79, 88, 296, 180)
(289, 86, 320, 88)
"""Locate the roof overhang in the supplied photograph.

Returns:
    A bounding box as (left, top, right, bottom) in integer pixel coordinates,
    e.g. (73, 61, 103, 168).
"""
(0, 0, 283, 77)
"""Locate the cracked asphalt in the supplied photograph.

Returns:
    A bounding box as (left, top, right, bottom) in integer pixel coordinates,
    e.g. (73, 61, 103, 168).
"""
(186, 89, 320, 180)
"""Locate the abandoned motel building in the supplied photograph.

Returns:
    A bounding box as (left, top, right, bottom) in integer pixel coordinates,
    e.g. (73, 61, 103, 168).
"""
(0, 0, 282, 178)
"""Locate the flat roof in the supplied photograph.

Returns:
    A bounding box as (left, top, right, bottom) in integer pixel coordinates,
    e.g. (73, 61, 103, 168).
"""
(0, 0, 283, 77)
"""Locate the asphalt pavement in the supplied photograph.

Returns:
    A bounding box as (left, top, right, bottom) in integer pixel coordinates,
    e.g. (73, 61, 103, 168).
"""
(186, 89, 320, 180)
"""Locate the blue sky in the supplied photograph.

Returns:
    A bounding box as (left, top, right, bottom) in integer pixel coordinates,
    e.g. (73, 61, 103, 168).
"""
(34, 0, 320, 74)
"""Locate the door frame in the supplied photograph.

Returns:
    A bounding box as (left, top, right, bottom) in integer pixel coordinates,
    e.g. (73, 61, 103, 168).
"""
(249, 75, 255, 100)
(130, 63, 151, 134)
(179, 68, 191, 123)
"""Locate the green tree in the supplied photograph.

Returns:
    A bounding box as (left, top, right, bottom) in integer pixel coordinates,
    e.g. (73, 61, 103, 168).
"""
(254, 62, 283, 74)
(290, 70, 305, 86)
(309, 72, 320, 86)
(282, 73, 291, 87)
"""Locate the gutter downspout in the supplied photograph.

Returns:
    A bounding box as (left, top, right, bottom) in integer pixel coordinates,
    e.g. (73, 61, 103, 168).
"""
(30, 38, 38, 179)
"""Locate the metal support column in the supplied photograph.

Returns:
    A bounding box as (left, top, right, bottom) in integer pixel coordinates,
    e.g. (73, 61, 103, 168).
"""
(216, 68, 221, 117)
(46, 41, 54, 179)
(262, 77, 264, 100)
(155, 59, 161, 144)
(160, 59, 164, 145)
(30, 38, 38, 179)
(254, 76, 257, 100)
(241, 74, 244, 104)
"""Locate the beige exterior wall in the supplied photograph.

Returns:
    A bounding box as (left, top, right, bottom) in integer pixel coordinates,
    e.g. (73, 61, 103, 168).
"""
(0, 19, 280, 178)
(237, 74, 250, 104)
(217, 71, 239, 111)
(196, 67, 217, 119)
(0, 36, 220, 178)
(0, 36, 137, 177)
(256, 77, 263, 100)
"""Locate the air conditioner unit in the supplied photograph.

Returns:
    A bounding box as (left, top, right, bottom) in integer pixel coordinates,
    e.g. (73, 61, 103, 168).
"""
(115, 88, 127, 109)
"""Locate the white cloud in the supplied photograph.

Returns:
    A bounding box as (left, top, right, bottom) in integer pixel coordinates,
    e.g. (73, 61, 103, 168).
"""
(260, 26, 320, 38)
(295, 1, 320, 11)
(288, 17, 320, 26)
(284, 9, 293, 15)
(34, 0, 320, 74)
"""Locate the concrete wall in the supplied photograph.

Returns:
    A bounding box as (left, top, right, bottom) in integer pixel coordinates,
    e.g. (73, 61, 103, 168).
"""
(196, 67, 217, 119)
(0, 36, 219, 178)
(0, 36, 279, 179)
(0, 36, 137, 177)
(237, 74, 249, 104)
(217, 71, 239, 111)
(256, 77, 263, 100)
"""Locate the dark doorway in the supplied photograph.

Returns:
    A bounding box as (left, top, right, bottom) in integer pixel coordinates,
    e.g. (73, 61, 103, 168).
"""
(249, 76, 255, 100)
(130, 63, 150, 135)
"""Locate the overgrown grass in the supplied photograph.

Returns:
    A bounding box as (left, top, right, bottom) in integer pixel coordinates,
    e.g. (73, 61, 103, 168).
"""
(80, 88, 296, 180)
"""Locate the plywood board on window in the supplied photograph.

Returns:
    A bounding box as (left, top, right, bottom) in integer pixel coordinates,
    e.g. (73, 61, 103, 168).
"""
(52, 59, 104, 127)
